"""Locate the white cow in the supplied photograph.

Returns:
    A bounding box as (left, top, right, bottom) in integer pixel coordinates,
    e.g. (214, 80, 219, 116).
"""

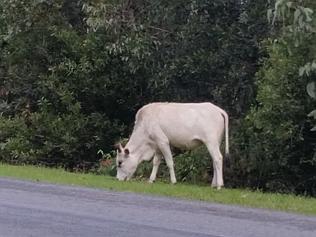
(115, 102, 229, 189)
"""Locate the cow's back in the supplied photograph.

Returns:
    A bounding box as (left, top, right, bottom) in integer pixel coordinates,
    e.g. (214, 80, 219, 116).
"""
(137, 103, 225, 149)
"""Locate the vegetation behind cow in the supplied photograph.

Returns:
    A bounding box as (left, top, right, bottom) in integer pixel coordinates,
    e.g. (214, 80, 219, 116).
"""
(0, 0, 315, 195)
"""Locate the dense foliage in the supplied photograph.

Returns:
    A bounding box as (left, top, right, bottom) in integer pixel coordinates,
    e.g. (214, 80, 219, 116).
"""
(231, 0, 316, 195)
(0, 0, 315, 195)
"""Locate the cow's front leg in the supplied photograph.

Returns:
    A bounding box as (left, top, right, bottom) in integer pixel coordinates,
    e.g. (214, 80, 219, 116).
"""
(158, 143, 176, 184)
(166, 158, 177, 184)
(149, 153, 162, 183)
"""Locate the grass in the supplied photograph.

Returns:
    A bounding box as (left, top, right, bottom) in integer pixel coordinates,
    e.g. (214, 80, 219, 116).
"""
(1, 163, 316, 216)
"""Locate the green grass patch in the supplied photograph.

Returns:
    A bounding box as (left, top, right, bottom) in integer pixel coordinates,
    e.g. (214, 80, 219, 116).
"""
(1, 163, 316, 215)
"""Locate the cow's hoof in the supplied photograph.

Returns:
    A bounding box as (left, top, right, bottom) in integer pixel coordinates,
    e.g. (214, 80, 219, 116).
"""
(215, 185, 224, 190)
(211, 183, 219, 189)
(148, 179, 155, 184)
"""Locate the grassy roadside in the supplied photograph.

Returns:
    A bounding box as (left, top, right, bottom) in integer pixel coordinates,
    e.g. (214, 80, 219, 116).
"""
(1, 163, 316, 215)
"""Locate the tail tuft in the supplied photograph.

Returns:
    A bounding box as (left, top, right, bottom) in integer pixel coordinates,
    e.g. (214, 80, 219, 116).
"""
(224, 153, 231, 168)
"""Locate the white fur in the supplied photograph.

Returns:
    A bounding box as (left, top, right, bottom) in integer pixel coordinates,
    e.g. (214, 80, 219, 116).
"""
(116, 102, 229, 189)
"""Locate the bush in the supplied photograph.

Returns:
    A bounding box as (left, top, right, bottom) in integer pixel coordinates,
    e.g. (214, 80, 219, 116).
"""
(0, 107, 125, 170)
(229, 40, 316, 195)
(94, 150, 117, 177)
(133, 147, 218, 185)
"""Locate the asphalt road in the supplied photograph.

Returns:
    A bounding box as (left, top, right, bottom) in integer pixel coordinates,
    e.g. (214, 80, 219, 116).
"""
(0, 178, 315, 237)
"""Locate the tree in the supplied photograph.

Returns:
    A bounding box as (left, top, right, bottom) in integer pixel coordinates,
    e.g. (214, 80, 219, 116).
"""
(0, 0, 125, 169)
(231, 0, 316, 195)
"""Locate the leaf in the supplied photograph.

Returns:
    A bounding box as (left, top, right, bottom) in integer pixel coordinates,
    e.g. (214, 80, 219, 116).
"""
(305, 8, 314, 14)
(286, 2, 293, 8)
(299, 66, 305, 76)
(267, 9, 273, 23)
(293, 8, 301, 24)
(304, 8, 313, 22)
(0, 143, 6, 150)
(308, 110, 316, 119)
(306, 82, 316, 99)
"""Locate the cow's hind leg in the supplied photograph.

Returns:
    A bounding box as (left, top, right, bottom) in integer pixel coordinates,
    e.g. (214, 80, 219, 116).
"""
(149, 153, 162, 183)
(206, 144, 224, 189)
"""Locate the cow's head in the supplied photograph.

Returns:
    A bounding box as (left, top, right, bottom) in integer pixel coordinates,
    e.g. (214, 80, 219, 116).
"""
(115, 143, 138, 181)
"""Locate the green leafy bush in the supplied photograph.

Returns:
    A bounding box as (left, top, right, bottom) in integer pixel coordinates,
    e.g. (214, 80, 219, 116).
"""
(231, 39, 316, 195)
(0, 98, 125, 170)
(133, 147, 217, 185)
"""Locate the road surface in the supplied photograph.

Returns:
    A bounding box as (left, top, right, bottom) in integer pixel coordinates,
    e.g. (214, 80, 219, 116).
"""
(0, 178, 315, 237)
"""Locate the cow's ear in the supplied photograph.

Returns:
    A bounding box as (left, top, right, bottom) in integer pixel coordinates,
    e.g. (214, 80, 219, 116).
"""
(114, 143, 123, 153)
(124, 148, 130, 156)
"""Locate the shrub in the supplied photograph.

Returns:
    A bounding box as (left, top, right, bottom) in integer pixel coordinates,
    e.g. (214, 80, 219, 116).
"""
(0, 108, 125, 170)
(230, 40, 316, 195)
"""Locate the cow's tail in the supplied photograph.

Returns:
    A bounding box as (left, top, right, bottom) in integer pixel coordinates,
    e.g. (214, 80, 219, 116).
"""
(219, 109, 230, 164)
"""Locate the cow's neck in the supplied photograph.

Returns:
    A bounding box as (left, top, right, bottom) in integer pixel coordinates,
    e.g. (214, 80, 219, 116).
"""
(126, 126, 154, 162)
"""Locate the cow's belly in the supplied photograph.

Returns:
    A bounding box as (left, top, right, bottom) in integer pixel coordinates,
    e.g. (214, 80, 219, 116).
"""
(158, 118, 207, 150)
(163, 128, 204, 150)
(170, 137, 203, 150)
